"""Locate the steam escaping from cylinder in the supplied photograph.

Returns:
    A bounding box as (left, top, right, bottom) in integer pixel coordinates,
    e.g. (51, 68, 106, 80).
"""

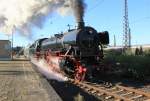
(31, 57, 68, 82)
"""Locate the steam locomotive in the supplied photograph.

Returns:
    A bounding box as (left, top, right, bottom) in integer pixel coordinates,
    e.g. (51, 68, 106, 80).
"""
(28, 22, 109, 81)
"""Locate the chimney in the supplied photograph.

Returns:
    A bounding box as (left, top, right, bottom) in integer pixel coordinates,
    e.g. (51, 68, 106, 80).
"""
(77, 21, 84, 29)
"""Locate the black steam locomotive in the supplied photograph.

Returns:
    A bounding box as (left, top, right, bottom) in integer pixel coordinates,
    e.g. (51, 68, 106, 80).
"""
(29, 22, 109, 81)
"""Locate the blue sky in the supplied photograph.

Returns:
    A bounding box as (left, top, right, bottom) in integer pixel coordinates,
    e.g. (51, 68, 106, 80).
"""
(0, 0, 150, 47)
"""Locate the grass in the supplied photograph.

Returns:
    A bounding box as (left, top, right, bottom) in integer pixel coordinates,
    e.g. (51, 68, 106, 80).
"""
(103, 49, 150, 79)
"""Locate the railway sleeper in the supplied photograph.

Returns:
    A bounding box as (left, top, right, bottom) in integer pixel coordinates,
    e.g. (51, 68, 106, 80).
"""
(120, 92, 133, 96)
(113, 89, 124, 94)
(89, 82, 97, 85)
(97, 93, 105, 97)
(105, 95, 113, 100)
(107, 87, 120, 92)
(90, 90, 97, 94)
(130, 94, 143, 100)
(109, 87, 117, 90)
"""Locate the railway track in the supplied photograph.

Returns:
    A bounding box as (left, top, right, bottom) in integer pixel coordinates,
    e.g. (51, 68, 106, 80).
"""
(69, 79, 150, 101)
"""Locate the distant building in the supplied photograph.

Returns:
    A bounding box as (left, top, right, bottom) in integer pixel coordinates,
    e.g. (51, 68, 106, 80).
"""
(13, 46, 23, 55)
(105, 44, 150, 55)
(0, 40, 11, 60)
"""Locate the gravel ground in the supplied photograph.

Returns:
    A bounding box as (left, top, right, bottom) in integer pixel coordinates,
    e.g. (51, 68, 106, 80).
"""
(0, 60, 61, 101)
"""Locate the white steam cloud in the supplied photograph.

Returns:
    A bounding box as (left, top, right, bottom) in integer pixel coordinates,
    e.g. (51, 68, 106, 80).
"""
(0, 0, 72, 36)
(0, 0, 85, 36)
(31, 57, 68, 81)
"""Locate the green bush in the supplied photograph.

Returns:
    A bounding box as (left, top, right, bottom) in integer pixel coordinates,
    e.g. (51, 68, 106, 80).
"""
(103, 52, 150, 79)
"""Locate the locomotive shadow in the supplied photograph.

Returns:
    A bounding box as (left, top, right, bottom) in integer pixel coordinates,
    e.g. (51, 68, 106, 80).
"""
(48, 79, 101, 101)
(31, 61, 101, 100)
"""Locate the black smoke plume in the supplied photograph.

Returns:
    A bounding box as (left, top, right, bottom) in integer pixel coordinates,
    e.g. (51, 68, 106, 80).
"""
(71, 0, 85, 23)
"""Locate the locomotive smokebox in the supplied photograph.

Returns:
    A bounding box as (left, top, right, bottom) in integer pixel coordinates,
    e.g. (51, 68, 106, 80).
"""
(77, 21, 85, 29)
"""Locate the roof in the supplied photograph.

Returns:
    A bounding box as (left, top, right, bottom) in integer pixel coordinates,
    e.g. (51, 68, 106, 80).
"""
(0, 40, 11, 42)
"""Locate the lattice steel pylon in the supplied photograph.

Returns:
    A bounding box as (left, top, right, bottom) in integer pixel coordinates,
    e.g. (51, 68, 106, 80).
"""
(123, 0, 131, 48)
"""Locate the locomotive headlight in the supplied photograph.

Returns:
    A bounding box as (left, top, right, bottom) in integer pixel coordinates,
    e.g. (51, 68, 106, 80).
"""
(89, 30, 93, 34)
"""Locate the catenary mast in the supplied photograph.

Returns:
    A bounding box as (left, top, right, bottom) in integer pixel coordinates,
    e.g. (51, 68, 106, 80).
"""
(123, 0, 131, 48)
